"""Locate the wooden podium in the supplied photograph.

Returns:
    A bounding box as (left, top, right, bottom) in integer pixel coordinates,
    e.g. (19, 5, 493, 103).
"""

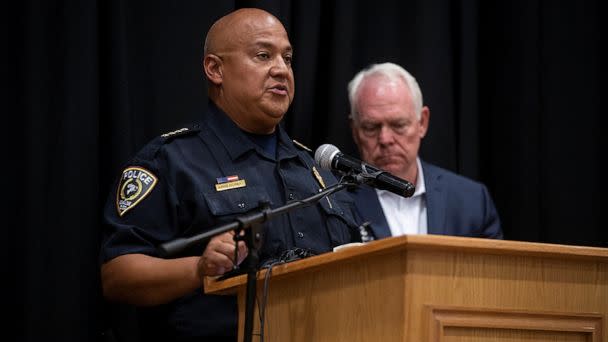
(204, 235, 608, 341)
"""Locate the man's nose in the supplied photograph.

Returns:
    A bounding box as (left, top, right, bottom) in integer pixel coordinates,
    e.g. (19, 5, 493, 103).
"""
(378, 125, 395, 145)
(270, 57, 289, 77)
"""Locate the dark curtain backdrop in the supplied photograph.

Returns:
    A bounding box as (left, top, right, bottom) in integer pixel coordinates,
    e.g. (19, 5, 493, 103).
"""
(7, 0, 606, 341)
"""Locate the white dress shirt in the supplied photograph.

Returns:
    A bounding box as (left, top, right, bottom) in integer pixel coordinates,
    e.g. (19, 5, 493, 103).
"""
(376, 158, 427, 236)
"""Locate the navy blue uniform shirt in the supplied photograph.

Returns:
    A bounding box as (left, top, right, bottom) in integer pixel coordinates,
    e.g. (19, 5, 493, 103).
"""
(100, 102, 362, 341)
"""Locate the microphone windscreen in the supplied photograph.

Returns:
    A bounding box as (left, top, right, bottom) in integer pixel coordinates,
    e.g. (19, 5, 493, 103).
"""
(314, 144, 340, 170)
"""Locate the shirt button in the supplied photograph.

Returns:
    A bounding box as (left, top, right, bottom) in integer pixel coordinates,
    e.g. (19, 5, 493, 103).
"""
(237, 203, 246, 209)
(288, 193, 295, 200)
(297, 232, 304, 238)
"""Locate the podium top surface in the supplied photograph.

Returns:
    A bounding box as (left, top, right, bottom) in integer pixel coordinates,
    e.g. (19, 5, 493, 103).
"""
(203, 234, 608, 295)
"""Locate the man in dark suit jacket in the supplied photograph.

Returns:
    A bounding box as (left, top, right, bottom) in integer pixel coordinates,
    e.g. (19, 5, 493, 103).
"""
(347, 62, 502, 240)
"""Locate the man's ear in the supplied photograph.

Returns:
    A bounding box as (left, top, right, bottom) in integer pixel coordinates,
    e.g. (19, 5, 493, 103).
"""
(203, 54, 223, 85)
(419, 106, 430, 138)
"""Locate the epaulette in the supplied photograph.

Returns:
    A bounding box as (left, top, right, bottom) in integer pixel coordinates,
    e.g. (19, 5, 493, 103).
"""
(160, 123, 201, 143)
(135, 124, 201, 161)
(292, 139, 313, 152)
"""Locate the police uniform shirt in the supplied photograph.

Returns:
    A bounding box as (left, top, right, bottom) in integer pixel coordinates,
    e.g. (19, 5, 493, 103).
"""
(100, 102, 362, 340)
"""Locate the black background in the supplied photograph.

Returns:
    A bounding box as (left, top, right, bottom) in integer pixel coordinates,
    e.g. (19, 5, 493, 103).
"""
(5, 0, 606, 340)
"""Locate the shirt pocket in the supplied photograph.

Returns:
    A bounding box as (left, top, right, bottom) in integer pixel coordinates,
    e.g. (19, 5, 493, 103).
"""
(203, 185, 272, 218)
(317, 191, 362, 245)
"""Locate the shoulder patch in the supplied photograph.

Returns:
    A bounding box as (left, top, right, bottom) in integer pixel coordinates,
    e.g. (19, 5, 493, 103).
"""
(116, 166, 158, 216)
(160, 124, 200, 142)
(292, 139, 312, 152)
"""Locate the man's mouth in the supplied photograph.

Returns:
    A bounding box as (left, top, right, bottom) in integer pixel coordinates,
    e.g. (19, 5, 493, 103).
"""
(375, 156, 399, 166)
(268, 84, 288, 95)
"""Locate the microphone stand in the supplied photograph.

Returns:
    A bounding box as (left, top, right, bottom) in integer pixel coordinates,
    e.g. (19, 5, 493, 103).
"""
(158, 180, 357, 342)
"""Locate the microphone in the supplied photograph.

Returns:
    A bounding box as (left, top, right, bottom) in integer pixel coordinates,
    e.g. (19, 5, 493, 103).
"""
(314, 144, 415, 198)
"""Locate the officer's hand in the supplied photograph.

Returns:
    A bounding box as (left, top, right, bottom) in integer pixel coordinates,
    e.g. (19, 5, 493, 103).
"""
(198, 231, 248, 276)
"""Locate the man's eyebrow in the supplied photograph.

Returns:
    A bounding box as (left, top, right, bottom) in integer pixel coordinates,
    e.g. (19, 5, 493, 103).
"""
(251, 40, 293, 52)
(360, 121, 381, 126)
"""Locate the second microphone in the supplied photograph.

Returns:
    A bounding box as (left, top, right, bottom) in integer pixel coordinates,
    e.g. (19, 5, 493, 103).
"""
(314, 144, 415, 198)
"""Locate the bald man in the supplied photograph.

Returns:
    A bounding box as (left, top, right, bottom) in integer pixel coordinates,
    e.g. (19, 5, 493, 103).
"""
(100, 8, 362, 341)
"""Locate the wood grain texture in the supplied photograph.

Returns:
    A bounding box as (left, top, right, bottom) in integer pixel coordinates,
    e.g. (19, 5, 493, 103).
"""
(428, 306, 601, 341)
(204, 235, 608, 341)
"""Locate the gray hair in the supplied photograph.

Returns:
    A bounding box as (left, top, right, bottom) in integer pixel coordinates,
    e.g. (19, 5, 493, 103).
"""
(347, 62, 423, 121)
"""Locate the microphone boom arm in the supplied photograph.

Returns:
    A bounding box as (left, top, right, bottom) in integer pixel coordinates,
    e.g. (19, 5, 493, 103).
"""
(158, 181, 356, 257)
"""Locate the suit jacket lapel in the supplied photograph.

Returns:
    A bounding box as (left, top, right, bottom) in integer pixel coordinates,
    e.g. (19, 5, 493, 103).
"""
(422, 161, 447, 235)
(352, 185, 392, 239)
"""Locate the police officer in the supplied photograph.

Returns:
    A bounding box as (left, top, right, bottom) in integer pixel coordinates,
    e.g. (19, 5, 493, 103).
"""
(100, 8, 362, 341)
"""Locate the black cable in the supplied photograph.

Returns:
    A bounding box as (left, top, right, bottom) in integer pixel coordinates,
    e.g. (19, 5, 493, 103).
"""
(256, 261, 280, 342)
(255, 248, 317, 341)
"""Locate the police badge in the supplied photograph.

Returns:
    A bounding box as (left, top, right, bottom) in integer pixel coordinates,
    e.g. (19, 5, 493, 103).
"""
(116, 166, 158, 216)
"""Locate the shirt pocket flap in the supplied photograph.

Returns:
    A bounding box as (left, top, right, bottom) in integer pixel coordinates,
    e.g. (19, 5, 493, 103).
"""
(203, 186, 272, 216)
